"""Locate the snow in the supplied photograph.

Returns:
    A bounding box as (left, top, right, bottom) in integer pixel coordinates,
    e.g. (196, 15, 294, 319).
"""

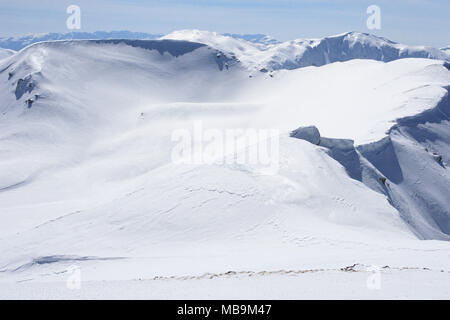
(0, 31, 280, 52)
(0, 48, 15, 60)
(2, 268, 449, 300)
(0, 31, 163, 51)
(162, 30, 450, 71)
(3, 29, 448, 71)
(0, 33, 449, 299)
(222, 33, 280, 45)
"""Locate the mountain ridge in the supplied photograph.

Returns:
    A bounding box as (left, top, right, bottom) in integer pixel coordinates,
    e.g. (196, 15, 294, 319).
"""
(163, 30, 450, 71)
(2, 30, 449, 71)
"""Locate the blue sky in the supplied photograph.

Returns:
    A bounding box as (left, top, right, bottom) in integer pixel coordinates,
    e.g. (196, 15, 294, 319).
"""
(0, 0, 448, 47)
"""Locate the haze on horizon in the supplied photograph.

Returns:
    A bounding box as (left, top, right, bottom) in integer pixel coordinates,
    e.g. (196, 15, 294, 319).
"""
(0, 0, 449, 48)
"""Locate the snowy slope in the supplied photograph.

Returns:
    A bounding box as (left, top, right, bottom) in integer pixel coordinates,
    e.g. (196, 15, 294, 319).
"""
(163, 30, 450, 71)
(0, 48, 15, 60)
(0, 37, 449, 298)
(0, 31, 278, 51)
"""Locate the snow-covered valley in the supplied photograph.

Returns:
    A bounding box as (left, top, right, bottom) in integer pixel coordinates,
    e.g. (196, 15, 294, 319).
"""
(0, 31, 449, 299)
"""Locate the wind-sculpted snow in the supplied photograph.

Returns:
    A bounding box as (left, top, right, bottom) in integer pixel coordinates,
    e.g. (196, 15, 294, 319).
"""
(11, 38, 208, 58)
(0, 48, 15, 60)
(91, 39, 206, 57)
(0, 37, 449, 298)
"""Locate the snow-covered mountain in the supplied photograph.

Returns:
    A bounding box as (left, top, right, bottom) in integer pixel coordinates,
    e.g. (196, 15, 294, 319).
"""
(0, 31, 163, 51)
(0, 33, 449, 298)
(163, 30, 450, 71)
(2, 30, 449, 72)
(0, 31, 277, 51)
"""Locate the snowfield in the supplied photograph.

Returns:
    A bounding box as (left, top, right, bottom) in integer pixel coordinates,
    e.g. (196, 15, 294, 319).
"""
(0, 31, 449, 299)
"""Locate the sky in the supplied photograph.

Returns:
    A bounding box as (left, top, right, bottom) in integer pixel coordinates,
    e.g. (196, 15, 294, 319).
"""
(0, 0, 449, 47)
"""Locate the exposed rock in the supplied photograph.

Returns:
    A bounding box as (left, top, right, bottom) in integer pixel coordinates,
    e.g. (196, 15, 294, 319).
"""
(15, 75, 34, 100)
(289, 126, 321, 145)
